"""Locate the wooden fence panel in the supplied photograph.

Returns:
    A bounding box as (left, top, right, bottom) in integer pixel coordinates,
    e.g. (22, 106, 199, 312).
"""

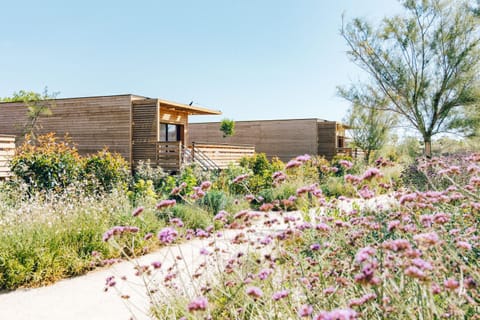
(0, 135, 15, 178)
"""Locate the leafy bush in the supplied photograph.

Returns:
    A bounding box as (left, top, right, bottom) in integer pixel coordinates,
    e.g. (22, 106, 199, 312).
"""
(169, 204, 212, 230)
(11, 133, 82, 192)
(82, 148, 130, 192)
(134, 160, 169, 192)
(199, 189, 228, 214)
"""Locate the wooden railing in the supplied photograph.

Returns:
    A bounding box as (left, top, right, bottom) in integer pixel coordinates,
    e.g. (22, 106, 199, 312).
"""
(156, 141, 255, 171)
(337, 147, 364, 159)
(0, 135, 15, 179)
(156, 141, 182, 172)
(190, 142, 255, 169)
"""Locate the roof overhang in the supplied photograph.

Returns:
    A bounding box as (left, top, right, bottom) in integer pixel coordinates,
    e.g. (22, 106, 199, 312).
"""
(132, 98, 221, 116)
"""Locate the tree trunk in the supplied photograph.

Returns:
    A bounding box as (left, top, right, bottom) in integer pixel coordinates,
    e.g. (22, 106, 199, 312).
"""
(365, 149, 371, 163)
(424, 138, 432, 158)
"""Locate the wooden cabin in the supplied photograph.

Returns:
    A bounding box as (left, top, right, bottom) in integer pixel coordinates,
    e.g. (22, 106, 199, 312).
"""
(189, 118, 355, 162)
(0, 94, 254, 171)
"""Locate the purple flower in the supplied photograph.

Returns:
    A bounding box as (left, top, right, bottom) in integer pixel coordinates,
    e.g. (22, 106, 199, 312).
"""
(200, 181, 212, 191)
(187, 297, 208, 312)
(151, 261, 162, 269)
(132, 206, 144, 217)
(361, 167, 382, 180)
(355, 246, 376, 263)
(156, 199, 176, 209)
(157, 227, 178, 244)
(233, 174, 249, 184)
(272, 289, 289, 301)
(257, 268, 273, 280)
(314, 308, 357, 320)
(170, 217, 184, 228)
(296, 154, 311, 162)
(286, 160, 303, 169)
(310, 243, 321, 251)
(298, 304, 313, 317)
(246, 286, 263, 299)
(339, 160, 353, 169)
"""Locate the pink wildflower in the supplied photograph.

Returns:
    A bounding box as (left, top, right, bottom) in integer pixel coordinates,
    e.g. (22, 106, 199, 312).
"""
(187, 297, 208, 312)
(314, 308, 357, 320)
(355, 246, 376, 263)
(456, 241, 472, 250)
(339, 160, 353, 169)
(132, 206, 144, 217)
(157, 227, 178, 244)
(286, 160, 303, 169)
(151, 261, 162, 269)
(298, 304, 313, 317)
(444, 278, 460, 290)
(272, 289, 289, 301)
(296, 154, 311, 163)
(200, 181, 212, 191)
(156, 199, 176, 209)
(405, 266, 426, 279)
(232, 174, 249, 184)
(361, 167, 382, 180)
(246, 286, 263, 299)
(257, 268, 273, 280)
(413, 232, 440, 246)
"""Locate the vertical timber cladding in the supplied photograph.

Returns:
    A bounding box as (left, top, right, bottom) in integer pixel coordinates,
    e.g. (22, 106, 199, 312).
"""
(317, 121, 337, 160)
(131, 99, 158, 167)
(0, 95, 133, 161)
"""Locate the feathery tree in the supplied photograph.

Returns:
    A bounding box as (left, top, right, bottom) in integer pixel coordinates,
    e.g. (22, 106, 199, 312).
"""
(1, 88, 57, 140)
(343, 90, 397, 163)
(340, 0, 480, 157)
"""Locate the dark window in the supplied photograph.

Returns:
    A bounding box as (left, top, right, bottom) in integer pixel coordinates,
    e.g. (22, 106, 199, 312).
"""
(160, 123, 181, 142)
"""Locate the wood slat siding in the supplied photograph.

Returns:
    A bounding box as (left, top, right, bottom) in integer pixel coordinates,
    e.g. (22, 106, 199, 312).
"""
(132, 103, 157, 168)
(157, 141, 182, 171)
(188, 119, 320, 162)
(317, 121, 337, 160)
(0, 135, 15, 178)
(192, 143, 255, 169)
(0, 95, 133, 162)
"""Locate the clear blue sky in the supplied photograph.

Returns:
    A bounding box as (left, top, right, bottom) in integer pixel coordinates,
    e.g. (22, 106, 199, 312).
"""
(0, 0, 402, 123)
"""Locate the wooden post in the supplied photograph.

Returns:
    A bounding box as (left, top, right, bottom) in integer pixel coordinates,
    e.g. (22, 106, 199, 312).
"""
(178, 141, 182, 168)
(192, 141, 195, 162)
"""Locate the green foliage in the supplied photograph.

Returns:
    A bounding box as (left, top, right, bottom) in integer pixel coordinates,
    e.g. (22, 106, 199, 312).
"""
(238, 154, 284, 193)
(219, 118, 235, 138)
(342, 100, 396, 163)
(199, 190, 228, 214)
(11, 133, 82, 192)
(0, 189, 163, 290)
(11, 133, 130, 193)
(340, 0, 480, 156)
(133, 160, 169, 192)
(2, 88, 58, 139)
(83, 148, 130, 192)
(170, 204, 212, 230)
(127, 179, 157, 206)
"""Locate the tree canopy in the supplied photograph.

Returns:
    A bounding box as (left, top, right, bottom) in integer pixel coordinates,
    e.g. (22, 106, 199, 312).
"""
(340, 0, 480, 156)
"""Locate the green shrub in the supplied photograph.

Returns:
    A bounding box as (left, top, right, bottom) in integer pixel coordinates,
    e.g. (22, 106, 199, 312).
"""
(199, 189, 228, 214)
(82, 148, 130, 192)
(169, 204, 212, 230)
(134, 160, 170, 192)
(11, 133, 82, 192)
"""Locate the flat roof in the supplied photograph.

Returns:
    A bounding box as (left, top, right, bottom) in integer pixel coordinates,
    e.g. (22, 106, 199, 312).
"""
(0, 93, 222, 116)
